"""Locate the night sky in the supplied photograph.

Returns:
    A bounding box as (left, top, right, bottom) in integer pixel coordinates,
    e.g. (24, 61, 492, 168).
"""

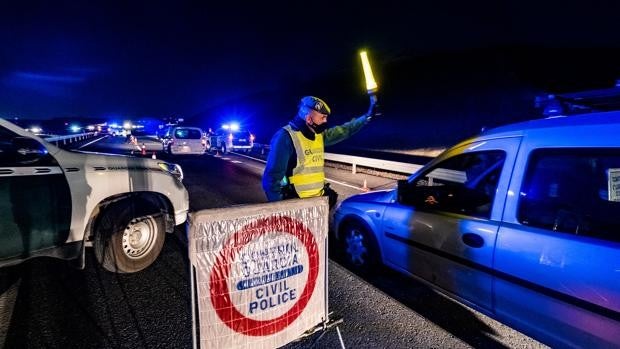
(2, 1, 620, 146)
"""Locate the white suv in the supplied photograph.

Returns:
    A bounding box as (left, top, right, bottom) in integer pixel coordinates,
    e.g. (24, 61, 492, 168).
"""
(0, 118, 189, 273)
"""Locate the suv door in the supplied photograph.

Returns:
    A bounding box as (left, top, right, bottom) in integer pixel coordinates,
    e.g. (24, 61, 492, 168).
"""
(382, 137, 520, 310)
(0, 126, 72, 261)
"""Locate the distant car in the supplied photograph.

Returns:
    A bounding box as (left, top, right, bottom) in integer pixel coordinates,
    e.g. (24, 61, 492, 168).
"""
(333, 111, 620, 348)
(161, 126, 207, 155)
(0, 118, 189, 273)
(208, 128, 254, 153)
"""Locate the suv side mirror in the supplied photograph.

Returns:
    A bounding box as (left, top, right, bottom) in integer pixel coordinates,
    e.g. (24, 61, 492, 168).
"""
(13, 137, 48, 165)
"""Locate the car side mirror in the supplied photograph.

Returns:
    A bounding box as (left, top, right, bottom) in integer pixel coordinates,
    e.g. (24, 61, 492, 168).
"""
(397, 180, 415, 205)
(397, 180, 436, 207)
(13, 137, 48, 164)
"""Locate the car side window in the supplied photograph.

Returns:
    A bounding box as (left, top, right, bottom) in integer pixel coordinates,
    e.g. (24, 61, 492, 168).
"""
(518, 148, 620, 242)
(407, 150, 506, 218)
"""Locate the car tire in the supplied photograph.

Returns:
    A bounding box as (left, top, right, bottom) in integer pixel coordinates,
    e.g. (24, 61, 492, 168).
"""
(94, 201, 166, 273)
(340, 221, 380, 272)
(220, 144, 227, 154)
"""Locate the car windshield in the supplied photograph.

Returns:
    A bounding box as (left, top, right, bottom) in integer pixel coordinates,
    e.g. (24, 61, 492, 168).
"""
(234, 130, 251, 137)
(216, 129, 251, 136)
(175, 128, 202, 139)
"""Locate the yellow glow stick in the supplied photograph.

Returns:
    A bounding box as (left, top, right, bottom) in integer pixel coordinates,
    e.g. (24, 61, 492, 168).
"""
(360, 51, 378, 93)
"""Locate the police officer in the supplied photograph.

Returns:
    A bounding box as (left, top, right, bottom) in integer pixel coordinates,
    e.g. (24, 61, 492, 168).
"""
(262, 96, 379, 207)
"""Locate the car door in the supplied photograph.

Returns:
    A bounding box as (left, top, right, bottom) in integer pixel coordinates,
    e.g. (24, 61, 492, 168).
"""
(0, 126, 72, 261)
(382, 137, 520, 310)
(494, 147, 620, 347)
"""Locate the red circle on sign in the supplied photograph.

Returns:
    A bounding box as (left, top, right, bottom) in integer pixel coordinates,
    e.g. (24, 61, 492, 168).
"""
(209, 215, 320, 336)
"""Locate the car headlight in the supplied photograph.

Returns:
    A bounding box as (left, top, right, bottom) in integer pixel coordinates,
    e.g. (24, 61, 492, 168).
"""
(158, 162, 184, 182)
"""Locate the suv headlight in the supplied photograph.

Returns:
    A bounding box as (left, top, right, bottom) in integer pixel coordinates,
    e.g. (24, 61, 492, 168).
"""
(158, 162, 184, 181)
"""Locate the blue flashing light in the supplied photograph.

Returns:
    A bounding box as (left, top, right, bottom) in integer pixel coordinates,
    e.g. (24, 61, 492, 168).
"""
(70, 125, 81, 133)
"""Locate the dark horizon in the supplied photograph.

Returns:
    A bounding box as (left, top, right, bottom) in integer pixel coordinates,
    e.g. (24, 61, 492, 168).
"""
(2, 1, 620, 119)
(11, 44, 620, 151)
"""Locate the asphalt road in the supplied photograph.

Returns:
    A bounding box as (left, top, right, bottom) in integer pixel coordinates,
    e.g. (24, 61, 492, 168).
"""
(0, 135, 546, 348)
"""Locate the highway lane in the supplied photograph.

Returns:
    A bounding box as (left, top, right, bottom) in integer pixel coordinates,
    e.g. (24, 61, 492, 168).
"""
(1, 135, 545, 348)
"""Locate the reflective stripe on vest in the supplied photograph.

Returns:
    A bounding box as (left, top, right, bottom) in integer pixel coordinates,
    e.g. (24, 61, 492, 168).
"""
(284, 125, 325, 198)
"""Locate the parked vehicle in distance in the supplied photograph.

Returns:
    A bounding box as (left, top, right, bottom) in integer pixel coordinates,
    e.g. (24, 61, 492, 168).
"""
(333, 111, 620, 348)
(208, 126, 254, 154)
(0, 118, 189, 273)
(161, 126, 207, 155)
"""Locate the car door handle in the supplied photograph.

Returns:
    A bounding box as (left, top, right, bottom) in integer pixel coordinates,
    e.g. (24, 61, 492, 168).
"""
(462, 233, 484, 248)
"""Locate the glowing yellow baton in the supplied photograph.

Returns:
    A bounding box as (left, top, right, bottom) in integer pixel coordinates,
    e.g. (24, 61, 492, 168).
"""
(359, 50, 378, 94)
(359, 50, 381, 118)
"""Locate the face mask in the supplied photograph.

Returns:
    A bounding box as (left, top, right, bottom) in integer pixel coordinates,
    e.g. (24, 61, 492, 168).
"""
(308, 120, 328, 134)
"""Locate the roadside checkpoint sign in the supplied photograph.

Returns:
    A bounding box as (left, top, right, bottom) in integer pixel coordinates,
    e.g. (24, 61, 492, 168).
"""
(188, 197, 329, 348)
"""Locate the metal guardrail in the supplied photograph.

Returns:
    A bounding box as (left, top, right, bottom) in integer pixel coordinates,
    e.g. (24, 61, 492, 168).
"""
(324, 153, 423, 175)
(43, 132, 97, 147)
(322, 153, 469, 184)
(254, 143, 425, 176)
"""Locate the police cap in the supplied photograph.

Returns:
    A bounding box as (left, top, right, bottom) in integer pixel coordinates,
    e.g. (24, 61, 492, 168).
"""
(299, 96, 331, 115)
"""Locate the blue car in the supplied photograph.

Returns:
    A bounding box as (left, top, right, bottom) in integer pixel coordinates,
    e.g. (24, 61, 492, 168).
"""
(333, 111, 620, 348)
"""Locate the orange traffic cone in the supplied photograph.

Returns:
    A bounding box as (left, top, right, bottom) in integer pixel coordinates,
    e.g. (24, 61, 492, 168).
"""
(141, 144, 146, 156)
(151, 152, 156, 159)
(361, 179, 370, 192)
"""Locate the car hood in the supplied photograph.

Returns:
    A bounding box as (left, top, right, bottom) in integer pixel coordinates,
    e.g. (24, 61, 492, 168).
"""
(57, 148, 177, 171)
(344, 189, 395, 204)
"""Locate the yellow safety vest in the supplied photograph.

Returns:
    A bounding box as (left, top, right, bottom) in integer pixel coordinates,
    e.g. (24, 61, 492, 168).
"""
(284, 125, 325, 198)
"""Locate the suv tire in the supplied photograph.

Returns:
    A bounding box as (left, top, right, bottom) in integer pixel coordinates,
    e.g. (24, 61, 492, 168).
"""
(94, 201, 166, 273)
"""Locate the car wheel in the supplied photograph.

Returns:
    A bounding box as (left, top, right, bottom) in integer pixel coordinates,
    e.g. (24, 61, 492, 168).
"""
(340, 221, 380, 271)
(220, 144, 227, 154)
(94, 201, 166, 273)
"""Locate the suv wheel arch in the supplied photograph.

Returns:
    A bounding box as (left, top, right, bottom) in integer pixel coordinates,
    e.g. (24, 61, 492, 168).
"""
(88, 193, 174, 273)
